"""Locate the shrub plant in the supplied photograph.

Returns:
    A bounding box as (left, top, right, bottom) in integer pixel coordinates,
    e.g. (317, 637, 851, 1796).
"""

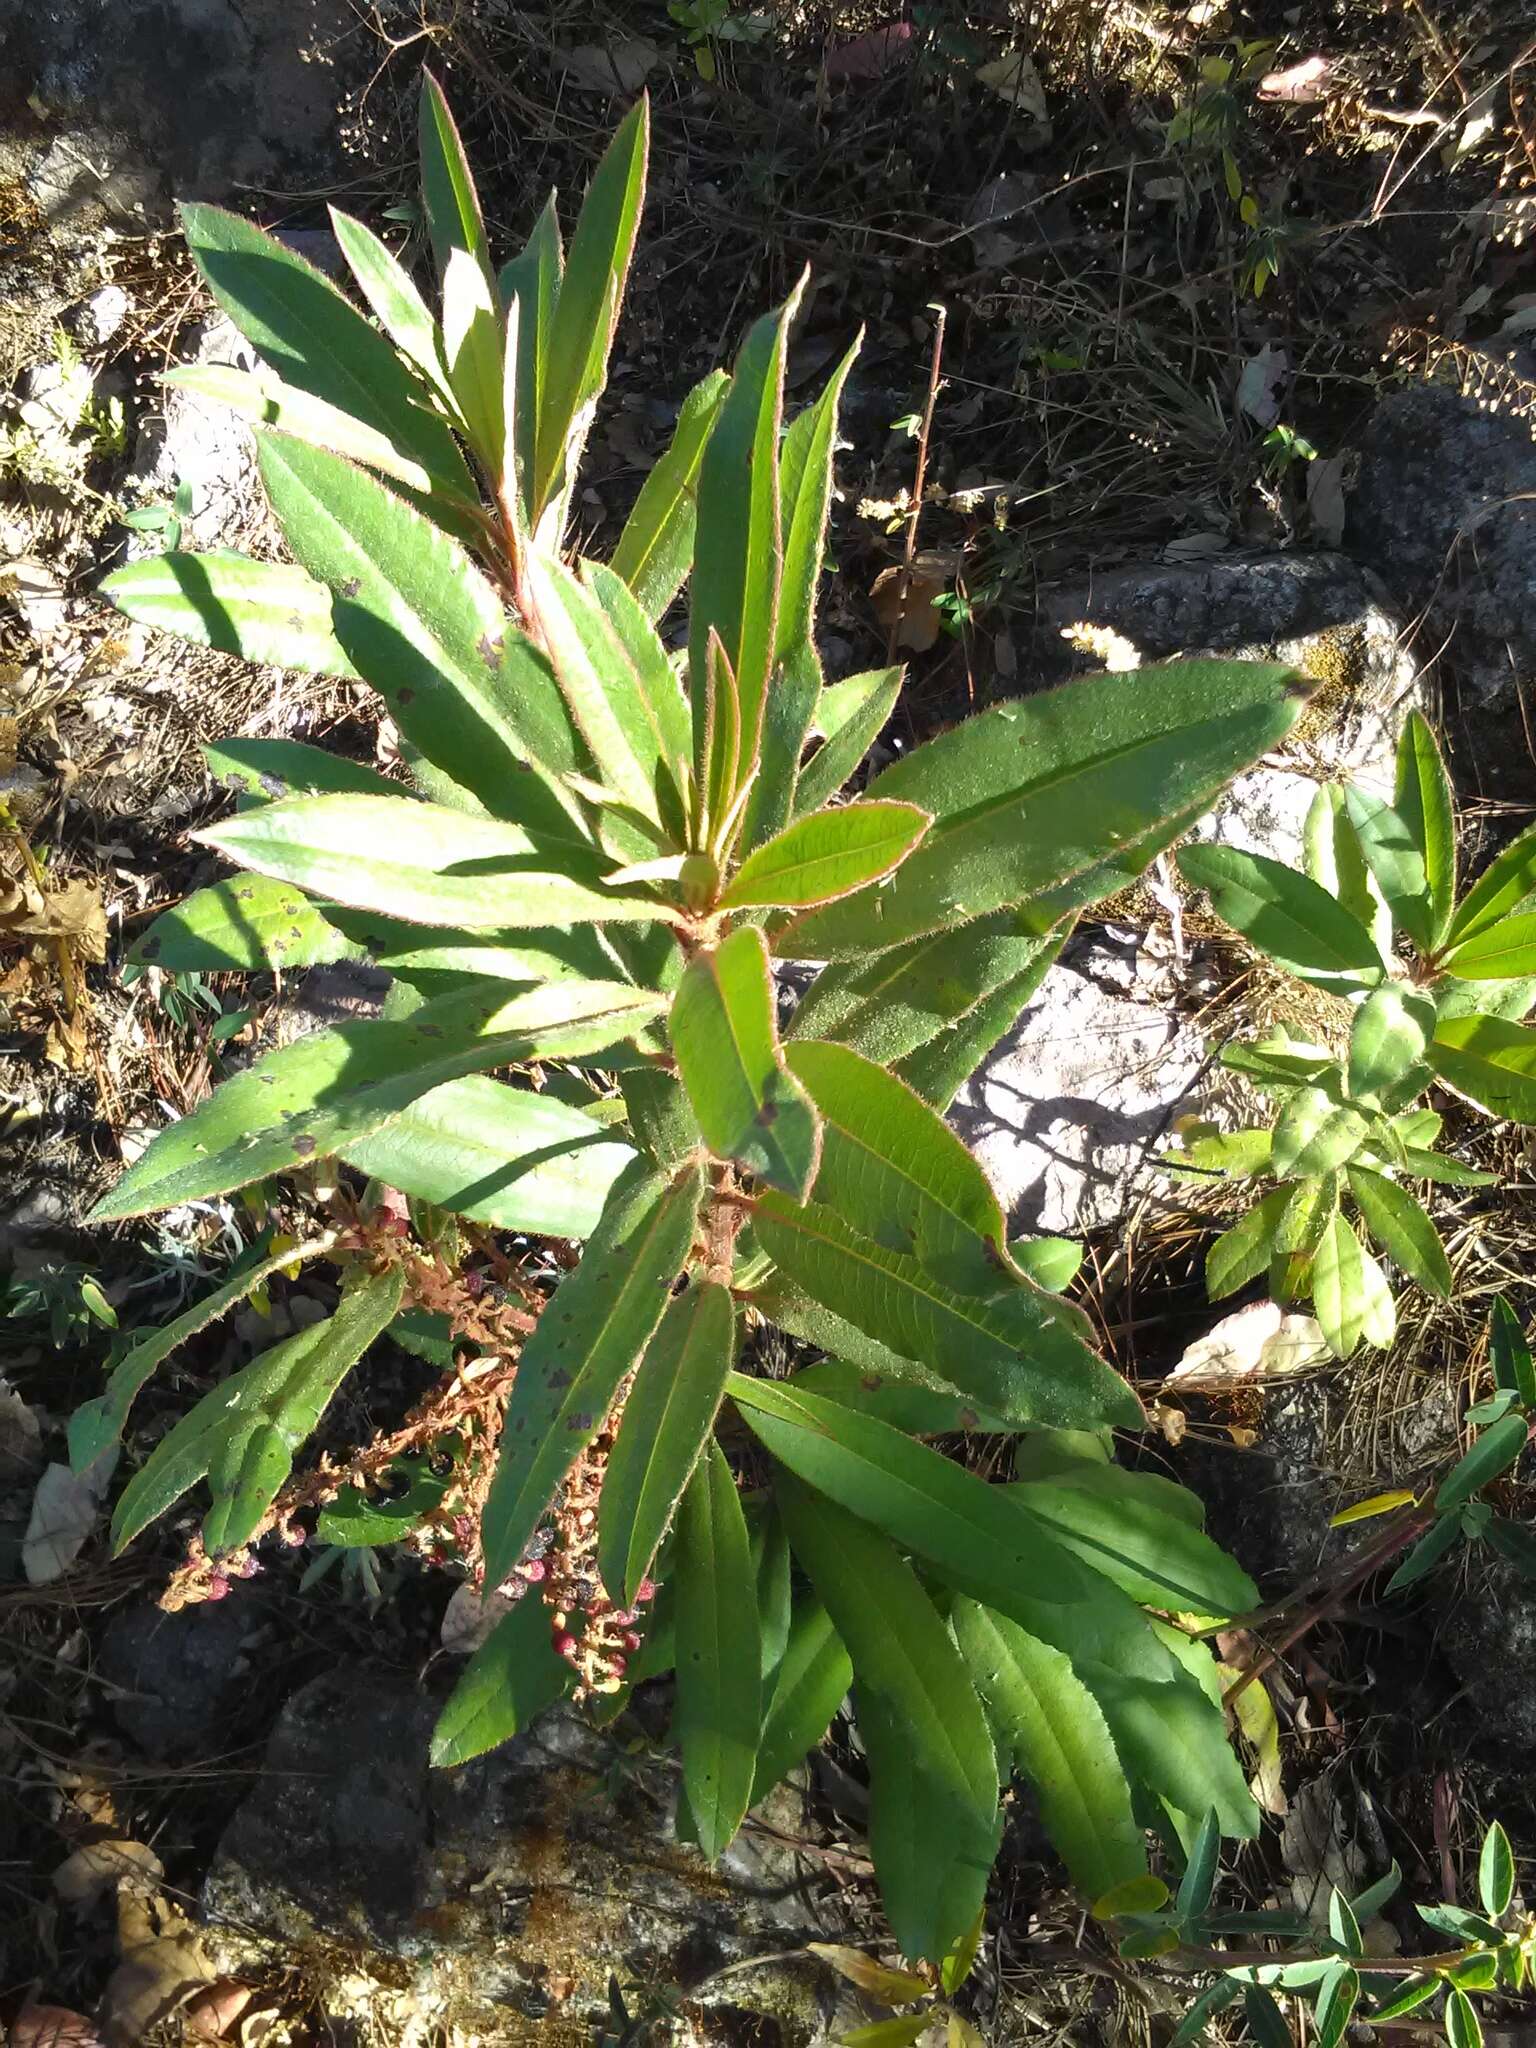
(85, 79, 1316, 1959)
(1175, 711, 1536, 1358)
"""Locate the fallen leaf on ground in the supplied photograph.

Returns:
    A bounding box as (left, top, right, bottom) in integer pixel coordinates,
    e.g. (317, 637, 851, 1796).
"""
(1258, 54, 1337, 103)
(53, 1837, 164, 1907)
(975, 49, 1051, 145)
(102, 1890, 217, 2048)
(5, 559, 68, 642)
(24, 1452, 118, 1585)
(1166, 1302, 1328, 1389)
(825, 22, 914, 81)
(556, 38, 660, 95)
(1306, 453, 1347, 545)
(5, 876, 108, 961)
(9, 2006, 105, 2048)
(182, 1982, 257, 2041)
(870, 565, 946, 651)
(1236, 342, 1290, 428)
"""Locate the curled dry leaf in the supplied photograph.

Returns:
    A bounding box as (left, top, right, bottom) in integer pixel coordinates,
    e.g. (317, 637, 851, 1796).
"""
(1258, 54, 1337, 103)
(556, 39, 660, 96)
(1166, 1302, 1329, 1390)
(9, 2007, 105, 2048)
(182, 1981, 257, 2042)
(53, 1837, 163, 1908)
(974, 49, 1052, 146)
(102, 1890, 217, 2048)
(25, 1454, 117, 1586)
(825, 22, 915, 82)
(806, 1943, 930, 2003)
(1236, 342, 1290, 428)
(870, 565, 945, 652)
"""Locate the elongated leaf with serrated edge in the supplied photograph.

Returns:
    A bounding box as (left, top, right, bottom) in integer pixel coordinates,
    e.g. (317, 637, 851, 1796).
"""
(197, 791, 667, 930)
(1304, 781, 1392, 959)
(776, 1475, 999, 1961)
(671, 926, 820, 1196)
(582, 562, 693, 789)
(1312, 1214, 1395, 1357)
(673, 1441, 761, 1860)
(130, 876, 360, 974)
(430, 1595, 573, 1768)
(1430, 1012, 1536, 1122)
(1396, 710, 1457, 948)
(751, 1594, 853, 1800)
(610, 367, 729, 616)
(952, 1600, 1146, 1903)
(794, 668, 903, 821)
(419, 72, 497, 299)
(500, 197, 563, 521)
(344, 1074, 636, 1239)
(784, 1038, 1014, 1293)
(779, 662, 1306, 960)
(721, 801, 932, 910)
(1082, 1656, 1259, 1839)
(179, 201, 465, 485)
(112, 1267, 404, 1552)
(1345, 1165, 1451, 1297)
(785, 1358, 1016, 1435)
(68, 1236, 328, 1474)
(102, 552, 359, 677)
(755, 1193, 1143, 1428)
(256, 434, 584, 832)
(479, 1162, 704, 1586)
(532, 100, 648, 521)
(329, 206, 454, 407)
(440, 245, 504, 465)
(599, 1281, 737, 1603)
(1179, 842, 1387, 987)
(895, 927, 1068, 1111)
(1009, 1477, 1258, 1618)
(88, 979, 663, 1221)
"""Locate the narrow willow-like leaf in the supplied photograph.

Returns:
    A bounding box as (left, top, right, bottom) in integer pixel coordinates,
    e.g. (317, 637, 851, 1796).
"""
(784, 1038, 1015, 1293)
(479, 1162, 704, 1586)
(129, 875, 360, 975)
(533, 99, 649, 521)
(1446, 820, 1536, 947)
(329, 206, 454, 407)
(203, 737, 400, 802)
(894, 927, 1068, 1111)
(1312, 1214, 1395, 1357)
(179, 201, 463, 481)
(89, 980, 664, 1221)
(419, 71, 497, 300)
(112, 1267, 404, 1552)
(1436, 1410, 1530, 1511)
(500, 196, 563, 518)
(751, 1594, 853, 1800)
(756, 1194, 1143, 1429)
(953, 1600, 1147, 1904)
(439, 244, 505, 465)
(1178, 843, 1387, 989)
(599, 1281, 737, 1602)
(720, 801, 932, 910)
(1206, 1186, 1292, 1299)
(610, 369, 729, 617)
(198, 791, 666, 930)
(776, 1475, 1000, 1961)
(1304, 781, 1391, 959)
(1344, 786, 1434, 953)
(1345, 1166, 1452, 1298)
(102, 552, 359, 677)
(1440, 914, 1536, 982)
(430, 1595, 573, 1767)
(793, 667, 904, 821)
(673, 1441, 762, 1860)
(785, 1358, 1016, 1435)
(782, 661, 1306, 960)
(582, 562, 693, 796)
(1395, 709, 1456, 947)
(1009, 1476, 1258, 1619)
(1430, 1012, 1536, 1123)
(1083, 1657, 1259, 1840)
(1491, 1297, 1536, 1406)
(68, 1237, 330, 1474)
(256, 434, 585, 830)
(670, 926, 821, 1196)
(344, 1075, 636, 1239)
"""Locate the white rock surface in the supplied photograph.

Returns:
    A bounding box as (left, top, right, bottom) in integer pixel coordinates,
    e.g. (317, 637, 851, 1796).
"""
(125, 313, 264, 553)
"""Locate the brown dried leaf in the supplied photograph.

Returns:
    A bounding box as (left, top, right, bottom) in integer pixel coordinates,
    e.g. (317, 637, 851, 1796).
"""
(53, 1838, 164, 1907)
(825, 22, 915, 81)
(9, 2006, 105, 2048)
(870, 565, 945, 652)
(102, 1892, 216, 2048)
(806, 1944, 930, 2003)
(182, 1982, 256, 2042)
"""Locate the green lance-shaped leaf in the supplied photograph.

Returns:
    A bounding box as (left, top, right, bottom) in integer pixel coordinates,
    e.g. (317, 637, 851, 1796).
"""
(751, 1593, 853, 1802)
(1480, 1820, 1515, 1919)
(128, 875, 361, 975)
(1304, 782, 1391, 960)
(1440, 914, 1536, 982)
(256, 434, 583, 831)
(317, 1461, 452, 1547)
(1008, 1475, 1258, 1620)
(1344, 786, 1435, 953)
(329, 206, 455, 410)
(670, 926, 821, 1197)
(895, 927, 1068, 1112)
(111, 1266, 404, 1552)
(610, 370, 730, 619)
(598, 1281, 737, 1603)
(68, 1236, 334, 1474)
(1447, 819, 1536, 948)
(744, 338, 863, 850)
(1178, 843, 1387, 992)
(781, 660, 1307, 960)
(430, 1593, 574, 1768)
(1430, 1012, 1536, 1123)
(755, 1194, 1140, 1428)
(178, 200, 468, 485)
(196, 791, 667, 931)
(344, 1075, 637, 1240)
(88, 979, 664, 1221)
(1270, 1088, 1371, 1179)
(1348, 987, 1435, 1102)
(101, 551, 360, 678)
(500, 196, 563, 519)
(1491, 1297, 1536, 1407)
(582, 562, 693, 794)
(720, 801, 932, 911)
(162, 362, 474, 503)
(1080, 1655, 1259, 1842)
(1206, 1185, 1293, 1300)
(531, 98, 649, 526)
(439, 244, 505, 467)
(418, 71, 497, 302)
(794, 667, 904, 823)
(690, 287, 802, 799)
(479, 1161, 704, 1587)
(673, 1441, 762, 1860)
(776, 1475, 1000, 1962)
(1437, 1410, 1530, 1512)
(784, 1358, 1016, 1435)
(1311, 1213, 1395, 1358)
(952, 1600, 1147, 1905)
(203, 737, 402, 803)
(750, 1504, 793, 1684)
(783, 1038, 1016, 1294)
(1396, 710, 1457, 948)
(1345, 1166, 1452, 1298)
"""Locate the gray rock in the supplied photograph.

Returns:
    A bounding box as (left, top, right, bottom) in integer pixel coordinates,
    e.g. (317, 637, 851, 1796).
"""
(125, 313, 262, 552)
(98, 1594, 262, 1758)
(1438, 1557, 1536, 1748)
(1349, 381, 1536, 706)
(202, 1668, 850, 2044)
(70, 282, 129, 349)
